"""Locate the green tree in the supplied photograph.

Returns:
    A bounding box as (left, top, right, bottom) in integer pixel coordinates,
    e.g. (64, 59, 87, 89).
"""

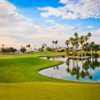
(65, 40, 70, 56)
(20, 47, 26, 53)
(87, 32, 92, 38)
(26, 44, 31, 48)
(52, 40, 58, 50)
(78, 36, 85, 56)
(74, 32, 78, 39)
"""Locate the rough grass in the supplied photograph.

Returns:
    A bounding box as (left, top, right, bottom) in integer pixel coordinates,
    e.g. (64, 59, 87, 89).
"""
(0, 52, 100, 100)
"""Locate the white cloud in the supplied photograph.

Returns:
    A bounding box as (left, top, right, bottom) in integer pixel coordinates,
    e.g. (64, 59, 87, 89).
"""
(0, 0, 100, 49)
(17, 24, 75, 47)
(87, 25, 93, 29)
(29, 24, 74, 39)
(45, 19, 55, 24)
(90, 29, 100, 44)
(39, 7, 64, 18)
(0, 37, 23, 49)
(59, 0, 69, 4)
(0, 0, 33, 35)
(0, 0, 76, 48)
(39, 0, 100, 19)
(0, 0, 34, 48)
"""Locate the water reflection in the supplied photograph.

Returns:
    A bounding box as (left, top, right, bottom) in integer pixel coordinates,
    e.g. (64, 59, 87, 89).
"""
(39, 57, 100, 82)
(65, 58, 100, 81)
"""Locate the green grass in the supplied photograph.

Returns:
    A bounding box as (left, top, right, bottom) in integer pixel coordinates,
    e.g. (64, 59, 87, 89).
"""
(30, 51, 66, 57)
(0, 82, 100, 100)
(0, 55, 63, 82)
(0, 52, 100, 100)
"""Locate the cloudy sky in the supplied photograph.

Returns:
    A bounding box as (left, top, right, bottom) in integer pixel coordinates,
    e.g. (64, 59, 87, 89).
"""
(0, 0, 100, 48)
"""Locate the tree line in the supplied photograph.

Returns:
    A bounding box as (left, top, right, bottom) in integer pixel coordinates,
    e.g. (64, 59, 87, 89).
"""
(65, 33, 100, 57)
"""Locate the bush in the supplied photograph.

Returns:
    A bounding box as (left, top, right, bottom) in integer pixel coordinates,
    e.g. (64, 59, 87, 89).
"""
(38, 48, 44, 52)
(20, 47, 26, 53)
(45, 47, 53, 51)
(1, 47, 17, 53)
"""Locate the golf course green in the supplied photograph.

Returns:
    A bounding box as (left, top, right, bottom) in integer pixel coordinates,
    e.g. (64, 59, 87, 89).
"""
(0, 52, 100, 100)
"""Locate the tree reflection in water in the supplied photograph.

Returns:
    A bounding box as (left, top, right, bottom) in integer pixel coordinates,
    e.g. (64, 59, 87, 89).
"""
(65, 57, 100, 80)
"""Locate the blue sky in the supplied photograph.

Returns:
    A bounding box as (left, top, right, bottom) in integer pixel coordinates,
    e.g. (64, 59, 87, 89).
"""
(0, 0, 100, 48)
(8, 0, 64, 8)
(8, 0, 100, 32)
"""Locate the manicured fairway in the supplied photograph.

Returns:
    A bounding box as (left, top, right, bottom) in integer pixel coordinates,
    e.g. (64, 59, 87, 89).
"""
(0, 52, 100, 100)
(0, 82, 100, 100)
(0, 55, 63, 82)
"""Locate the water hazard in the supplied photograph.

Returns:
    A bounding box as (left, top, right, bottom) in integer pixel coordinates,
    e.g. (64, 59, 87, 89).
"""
(39, 57, 100, 82)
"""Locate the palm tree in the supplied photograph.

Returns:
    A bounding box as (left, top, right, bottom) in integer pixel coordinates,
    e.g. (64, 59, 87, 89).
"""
(74, 33, 79, 52)
(26, 44, 31, 52)
(69, 37, 75, 56)
(74, 33, 78, 39)
(52, 40, 55, 48)
(92, 43, 99, 55)
(82, 43, 87, 56)
(70, 37, 75, 48)
(55, 40, 58, 49)
(84, 35, 88, 43)
(42, 43, 47, 51)
(84, 32, 91, 44)
(78, 36, 85, 56)
(90, 42, 95, 56)
(65, 40, 69, 48)
(87, 32, 92, 38)
(52, 40, 58, 50)
(26, 44, 30, 48)
(65, 40, 70, 56)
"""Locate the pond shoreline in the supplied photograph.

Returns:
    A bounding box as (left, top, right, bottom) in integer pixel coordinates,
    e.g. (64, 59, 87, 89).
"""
(39, 56, 100, 83)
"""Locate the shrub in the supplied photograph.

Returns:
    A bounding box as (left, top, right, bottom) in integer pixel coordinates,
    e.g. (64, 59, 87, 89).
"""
(1, 47, 17, 53)
(20, 47, 26, 53)
(45, 47, 53, 51)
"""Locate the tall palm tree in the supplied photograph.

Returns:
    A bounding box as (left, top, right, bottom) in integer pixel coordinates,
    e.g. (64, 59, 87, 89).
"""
(70, 37, 75, 47)
(74, 32, 78, 39)
(52, 40, 58, 51)
(94, 44, 99, 54)
(26, 44, 30, 48)
(65, 40, 69, 48)
(84, 35, 88, 43)
(69, 37, 76, 56)
(90, 42, 95, 56)
(26, 44, 31, 52)
(82, 43, 89, 56)
(55, 40, 58, 49)
(87, 32, 92, 38)
(78, 36, 85, 56)
(52, 40, 55, 48)
(91, 43, 99, 55)
(74, 33, 79, 51)
(65, 40, 69, 56)
(85, 32, 91, 43)
(42, 43, 47, 51)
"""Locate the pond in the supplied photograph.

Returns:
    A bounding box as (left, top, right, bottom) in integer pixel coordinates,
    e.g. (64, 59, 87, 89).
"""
(39, 57, 100, 82)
